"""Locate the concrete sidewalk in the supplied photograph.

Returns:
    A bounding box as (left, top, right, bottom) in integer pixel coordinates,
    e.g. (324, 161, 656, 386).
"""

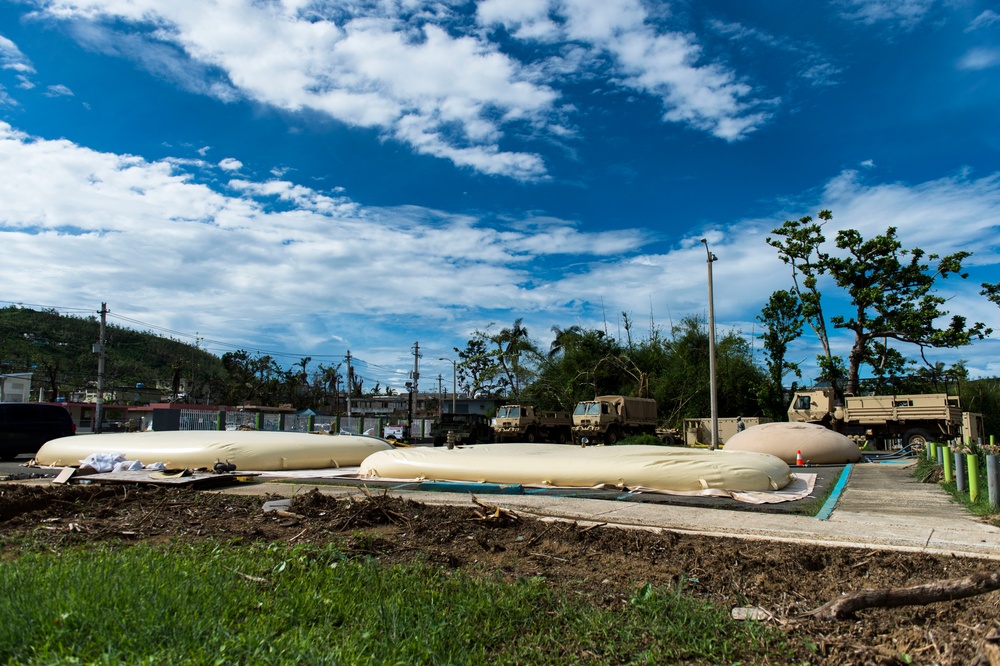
(216, 462, 1000, 560)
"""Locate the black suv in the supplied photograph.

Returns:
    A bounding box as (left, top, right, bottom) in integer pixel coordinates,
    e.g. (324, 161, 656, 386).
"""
(430, 414, 494, 447)
(0, 403, 76, 460)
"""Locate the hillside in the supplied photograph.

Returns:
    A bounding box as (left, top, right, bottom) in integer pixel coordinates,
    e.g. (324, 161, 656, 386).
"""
(0, 306, 224, 402)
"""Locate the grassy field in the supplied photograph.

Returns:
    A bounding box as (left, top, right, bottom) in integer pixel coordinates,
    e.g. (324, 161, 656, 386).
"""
(0, 541, 798, 665)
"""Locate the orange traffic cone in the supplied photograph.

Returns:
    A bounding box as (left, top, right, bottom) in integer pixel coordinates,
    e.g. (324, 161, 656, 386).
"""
(796, 450, 804, 466)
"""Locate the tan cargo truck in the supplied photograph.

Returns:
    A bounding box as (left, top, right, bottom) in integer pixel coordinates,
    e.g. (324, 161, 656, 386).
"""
(493, 405, 572, 443)
(787, 387, 978, 448)
(571, 395, 657, 445)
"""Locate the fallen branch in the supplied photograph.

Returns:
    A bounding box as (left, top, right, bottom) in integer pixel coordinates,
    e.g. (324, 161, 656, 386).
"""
(805, 570, 1000, 620)
(470, 494, 519, 523)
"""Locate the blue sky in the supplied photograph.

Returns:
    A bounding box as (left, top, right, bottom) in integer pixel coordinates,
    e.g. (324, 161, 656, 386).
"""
(0, 0, 998, 394)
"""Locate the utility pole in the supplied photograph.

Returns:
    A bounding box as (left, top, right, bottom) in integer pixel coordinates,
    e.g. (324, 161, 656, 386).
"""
(437, 374, 444, 416)
(95, 303, 107, 434)
(345, 351, 352, 417)
(700, 239, 719, 450)
(410, 340, 420, 407)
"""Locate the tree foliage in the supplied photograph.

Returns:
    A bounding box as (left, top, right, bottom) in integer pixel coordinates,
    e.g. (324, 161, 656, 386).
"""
(768, 213, 988, 395)
(522, 315, 766, 427)
(756, 290, 804, 418)
(0, 306, 224, 402)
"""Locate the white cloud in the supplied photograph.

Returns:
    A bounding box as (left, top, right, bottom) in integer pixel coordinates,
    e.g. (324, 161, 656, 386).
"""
(835, 0, 936, 27)
(31, 0, 557, 180)
(958, 47, 1000, 71)
(480, 0, 773, 141)
(44, 83, 74, 97)
(0, 34, 35, 74)
(29, 0, 774, 178)
(0, 122, 649, 354)
(0, 122, 997, 380)
(218, 157, 242, 171)
(967, 10, 1000, 32)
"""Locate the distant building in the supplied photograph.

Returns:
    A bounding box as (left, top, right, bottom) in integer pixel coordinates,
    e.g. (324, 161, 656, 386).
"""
(0, 373, 33, 402)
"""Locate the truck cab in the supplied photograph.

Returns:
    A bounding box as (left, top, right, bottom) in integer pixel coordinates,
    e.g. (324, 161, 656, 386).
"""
(787, 388, 843, 425)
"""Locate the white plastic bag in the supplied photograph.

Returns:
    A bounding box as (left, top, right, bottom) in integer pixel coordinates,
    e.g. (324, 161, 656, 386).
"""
(80, 452, 126, 473)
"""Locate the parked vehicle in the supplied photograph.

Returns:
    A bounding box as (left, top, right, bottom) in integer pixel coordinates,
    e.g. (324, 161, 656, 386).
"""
(571, 395, 657, 445)
(430, 414, 494, 447)
(787, 387, 980, 449)
(493, 405, 572, 443)
(382, 424, 410, 442)
(0, 402, 75, 460)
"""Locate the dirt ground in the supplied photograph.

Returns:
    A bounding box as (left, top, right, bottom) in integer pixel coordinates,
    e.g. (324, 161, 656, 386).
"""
(1, 482, 999, 665)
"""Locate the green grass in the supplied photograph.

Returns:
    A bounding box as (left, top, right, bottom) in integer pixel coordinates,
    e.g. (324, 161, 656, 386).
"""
(914, 455, 1000, 523)
(0, 542, 798, 665)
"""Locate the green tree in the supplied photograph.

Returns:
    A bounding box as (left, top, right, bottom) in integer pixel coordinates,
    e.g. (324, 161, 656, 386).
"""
(983, 281, 1000, 307)
(525, 328, 620, 410)
(491, 318, 539, 401)
(454, 332, 506, 398)
(769, 213, 987, 395)
(766, 211, 844, 389)
(756, 290, 804, 417)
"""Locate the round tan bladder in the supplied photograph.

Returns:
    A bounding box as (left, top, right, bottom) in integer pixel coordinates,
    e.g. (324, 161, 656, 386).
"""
(359, 443, 791, 492)
(34, 430, 393, 471)
(723, 422, 861, 465)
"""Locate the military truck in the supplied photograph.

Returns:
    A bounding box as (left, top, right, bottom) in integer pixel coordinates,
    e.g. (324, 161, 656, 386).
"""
(571, 395, 657, 445)
(493, 405, 572, 443)
(430, 413, 494, 447)
(787, 387, 977, 448)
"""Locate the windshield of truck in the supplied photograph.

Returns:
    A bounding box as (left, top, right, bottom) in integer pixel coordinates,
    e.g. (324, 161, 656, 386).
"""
(496, 407, 510, 418)
(792, 395, 811, 410)
(574, 402, 601, 416)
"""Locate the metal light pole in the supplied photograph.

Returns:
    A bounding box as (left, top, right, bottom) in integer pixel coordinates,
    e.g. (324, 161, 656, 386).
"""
(438, 357, 456, 414)
(700, 239, 719, 451)
(95, 303, 107, 434)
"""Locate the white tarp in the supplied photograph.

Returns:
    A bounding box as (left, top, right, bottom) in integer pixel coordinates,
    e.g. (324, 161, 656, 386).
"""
(34, 431, 394, 471)
(359, 444, 792, 492)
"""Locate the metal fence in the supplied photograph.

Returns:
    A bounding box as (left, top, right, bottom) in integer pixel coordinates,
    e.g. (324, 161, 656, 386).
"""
(179, 410, 219, 431)
(173, 410, 433, 438)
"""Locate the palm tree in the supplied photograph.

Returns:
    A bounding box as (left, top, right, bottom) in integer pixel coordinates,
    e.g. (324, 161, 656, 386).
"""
(549, 325, 583, 358)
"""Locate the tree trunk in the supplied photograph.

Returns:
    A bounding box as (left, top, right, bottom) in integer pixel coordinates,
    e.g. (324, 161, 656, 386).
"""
(807, 570, 1000, 620)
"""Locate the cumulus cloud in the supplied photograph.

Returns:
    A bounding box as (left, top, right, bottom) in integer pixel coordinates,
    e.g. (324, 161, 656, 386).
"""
(0, 122, 650, 352)
(481, 0, 773, 141)
(27, 0, 774, 178)
(0, 121, 997, 379)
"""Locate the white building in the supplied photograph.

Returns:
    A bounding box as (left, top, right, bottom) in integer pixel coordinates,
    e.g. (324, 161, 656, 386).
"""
(0, 373, 33, 402)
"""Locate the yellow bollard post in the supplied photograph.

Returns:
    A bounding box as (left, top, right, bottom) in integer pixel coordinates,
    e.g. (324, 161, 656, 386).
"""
(968, 453, 980, 503)
(942, 445, 953, 483)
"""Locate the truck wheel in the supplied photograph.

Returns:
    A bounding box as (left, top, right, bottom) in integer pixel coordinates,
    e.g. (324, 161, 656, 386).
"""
(433, 437, 445, 447)
(605, 428, 619, 446)
(903, 428, 932, 449)
(660, 433, 676, 446)
(525, 428, 536, 443)
(556, 430, 568, 444)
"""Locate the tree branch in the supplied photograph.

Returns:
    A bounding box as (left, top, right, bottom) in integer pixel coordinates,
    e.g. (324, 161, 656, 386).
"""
(805, 570, 1000, 620)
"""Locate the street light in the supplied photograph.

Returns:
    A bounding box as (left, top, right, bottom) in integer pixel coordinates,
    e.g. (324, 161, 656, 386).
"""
(701, 238, 719, 451)
(438, 357, 457, 414)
